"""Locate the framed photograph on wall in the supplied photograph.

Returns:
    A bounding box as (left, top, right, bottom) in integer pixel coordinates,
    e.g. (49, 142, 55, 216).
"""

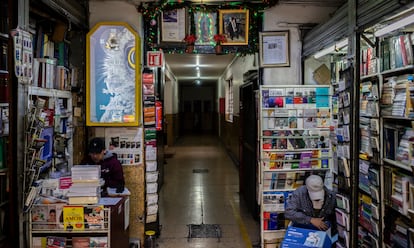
(86, 22, 141, 126)
(219, 9, 249, 45)
(259, 31, 290, 67)
(194, 11, 217, 45)
(161, 8, 187, 43)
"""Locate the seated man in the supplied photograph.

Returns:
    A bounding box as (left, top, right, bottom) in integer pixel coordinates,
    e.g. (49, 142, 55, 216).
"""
(82, 137, 125, 194)
(285, 174, 336, 232)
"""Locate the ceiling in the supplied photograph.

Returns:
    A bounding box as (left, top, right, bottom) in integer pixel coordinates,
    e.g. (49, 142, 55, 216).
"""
(164, 53, 236, 86)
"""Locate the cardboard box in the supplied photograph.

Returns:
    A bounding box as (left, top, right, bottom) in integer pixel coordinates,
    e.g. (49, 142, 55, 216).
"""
(281, 226, 331, 248)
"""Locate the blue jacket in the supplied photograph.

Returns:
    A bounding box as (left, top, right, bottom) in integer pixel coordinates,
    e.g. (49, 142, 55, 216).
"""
(285, 185, 336, 226)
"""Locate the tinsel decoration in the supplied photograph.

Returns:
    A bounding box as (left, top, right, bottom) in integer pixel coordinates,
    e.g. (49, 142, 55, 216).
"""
(138, 1, 273, 55)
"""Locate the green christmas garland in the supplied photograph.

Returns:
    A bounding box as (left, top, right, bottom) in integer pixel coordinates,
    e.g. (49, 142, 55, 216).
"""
(138, 0, 278, 55)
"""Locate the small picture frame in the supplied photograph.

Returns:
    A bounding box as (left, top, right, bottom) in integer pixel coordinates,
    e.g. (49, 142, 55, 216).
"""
(259, 31, 290, 67)
(161, 8, 187, 43)
(194, 11, 217, 45)
(219, 9, 249, 45)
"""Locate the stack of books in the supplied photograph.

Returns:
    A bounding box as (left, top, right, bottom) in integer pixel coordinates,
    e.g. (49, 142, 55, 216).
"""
(67, 165, 102, 205)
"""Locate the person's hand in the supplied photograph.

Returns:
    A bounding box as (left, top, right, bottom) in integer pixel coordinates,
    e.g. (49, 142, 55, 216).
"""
(310, 217, 328, 230)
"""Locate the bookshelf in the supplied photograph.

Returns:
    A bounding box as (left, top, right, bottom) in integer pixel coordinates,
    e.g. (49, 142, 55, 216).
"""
(379, 65, 414, 247)
(258, 85, 333, 248)
(358, 34, 382, 247)
(330, 59, 355, 248)
(360, 18, 414, 247)
(23, 86, 73, 211)
(0, 0, 11, 243)
(22, 0, 86, 219)
(29, 204, 111, 247)
(142, 68, 160, 234)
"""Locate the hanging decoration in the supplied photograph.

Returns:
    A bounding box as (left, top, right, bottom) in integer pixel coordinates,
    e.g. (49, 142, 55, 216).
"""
(137, 0, 273, 56)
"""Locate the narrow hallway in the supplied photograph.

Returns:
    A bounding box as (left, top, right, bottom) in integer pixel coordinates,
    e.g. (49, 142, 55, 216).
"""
(157, 134, 260, 247)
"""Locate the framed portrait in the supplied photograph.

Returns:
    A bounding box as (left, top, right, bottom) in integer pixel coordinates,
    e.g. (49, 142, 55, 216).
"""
(161, 8, 187, 43)
(194, 12, 217, 45)
(259, 31, 290, 67)
(219, 9, 249, 45)
(86, 22, 141, 126)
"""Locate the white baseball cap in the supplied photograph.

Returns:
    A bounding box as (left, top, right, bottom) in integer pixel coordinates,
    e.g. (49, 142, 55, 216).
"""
(306, 175, 325, 201)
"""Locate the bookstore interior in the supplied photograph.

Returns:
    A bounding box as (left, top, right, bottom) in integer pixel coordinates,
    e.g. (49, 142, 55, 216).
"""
(1, 0, 414, 247)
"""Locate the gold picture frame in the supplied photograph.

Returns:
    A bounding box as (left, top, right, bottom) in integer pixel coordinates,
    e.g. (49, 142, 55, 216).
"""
(219, 9, 249, 45)
(86, 22, 141, 126)
(259, 31, 290, 67)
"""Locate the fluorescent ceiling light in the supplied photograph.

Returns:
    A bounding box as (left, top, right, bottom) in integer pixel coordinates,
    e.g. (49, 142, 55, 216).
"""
(374, 13, 414, 37)
(313, 39, 348, 59)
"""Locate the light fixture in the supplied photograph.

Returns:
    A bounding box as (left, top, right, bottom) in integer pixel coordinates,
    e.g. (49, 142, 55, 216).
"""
(313, 38, 348, 59)
(374, 13, 414, 37)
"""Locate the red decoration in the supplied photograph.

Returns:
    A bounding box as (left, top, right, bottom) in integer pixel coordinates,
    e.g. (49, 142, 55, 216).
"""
(213, 34, 227, 45)
(183, 34, 197, 45)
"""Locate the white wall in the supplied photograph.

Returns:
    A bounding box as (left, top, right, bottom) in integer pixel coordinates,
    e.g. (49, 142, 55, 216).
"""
(164, 66, 179, 114)
(218, 54, 257, 116)
(262, 4, 339, 85)
(216, 55, 258, 116)
(89, 1, 142, 36)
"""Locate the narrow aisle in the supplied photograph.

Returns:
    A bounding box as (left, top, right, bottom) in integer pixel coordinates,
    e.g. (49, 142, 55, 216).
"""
(157, 134, 260, 248)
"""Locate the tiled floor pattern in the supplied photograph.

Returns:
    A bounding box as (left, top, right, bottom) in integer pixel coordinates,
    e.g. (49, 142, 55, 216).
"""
(157, 134, 260, 248)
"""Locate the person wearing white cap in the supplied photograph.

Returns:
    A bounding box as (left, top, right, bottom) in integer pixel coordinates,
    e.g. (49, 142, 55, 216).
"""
(285, 174, 336, 231)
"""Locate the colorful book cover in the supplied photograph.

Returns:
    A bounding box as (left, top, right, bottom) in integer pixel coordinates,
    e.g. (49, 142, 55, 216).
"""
(72, 237, 90, 248)
(84, 205, 105, 229)
(262, 191, 285, 212)
(89, 237, 108, 247)
(46, 236, 66, 248)
(63, 206, 84, 231)
(299, 151, 313, 168)
(262, 89, 269, 107)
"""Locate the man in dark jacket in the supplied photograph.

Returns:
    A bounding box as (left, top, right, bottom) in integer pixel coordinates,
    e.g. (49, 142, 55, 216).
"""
(82, 137, 125, 193)
(285, 174, 336, 231)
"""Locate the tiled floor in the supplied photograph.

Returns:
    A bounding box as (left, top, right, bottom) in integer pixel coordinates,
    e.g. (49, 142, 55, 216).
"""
(157, 134, 260, 248)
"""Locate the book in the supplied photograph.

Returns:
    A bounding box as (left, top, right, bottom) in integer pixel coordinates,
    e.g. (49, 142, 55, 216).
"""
(263, 211, 285, 230)
(63, 206, 85, 230)
(299, 151, 312, 168)
(89, 237, 108, 247)
(71, 237, 90, 248)
(32, 237, 47, 248)
(262, 192, 286, 212)
(46, 236, 66, 248)
(68, 196, 100, 205)
(84, 205, 105, 229)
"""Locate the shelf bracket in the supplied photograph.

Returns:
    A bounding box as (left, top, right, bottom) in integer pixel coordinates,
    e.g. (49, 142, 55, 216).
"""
(361, 33, 375, 48)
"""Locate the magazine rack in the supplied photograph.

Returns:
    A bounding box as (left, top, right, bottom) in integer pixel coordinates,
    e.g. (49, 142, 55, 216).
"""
(258, 85, 333, 247)
(29, 204, 110, 247)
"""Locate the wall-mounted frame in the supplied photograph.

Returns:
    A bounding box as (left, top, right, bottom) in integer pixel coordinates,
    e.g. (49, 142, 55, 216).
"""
(259, 31, 290, 67)
(161, 8, 187, 43)
(219, 9, 249, 45)
(86, 22, 141, 126)
(194, 11, 217, 45)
